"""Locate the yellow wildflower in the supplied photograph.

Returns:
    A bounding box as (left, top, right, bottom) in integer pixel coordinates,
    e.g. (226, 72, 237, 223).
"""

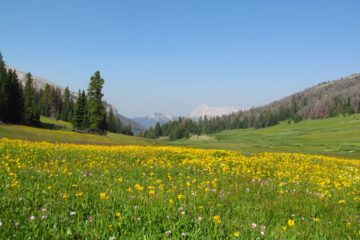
(213, 215, 221, 224)
(115, 212, 125, 221)
(99, 192, 109, 200)
(75, 192, 84, 197)
(63, 193, 69, 201)
(177, 194, 185, 200)
(135, 184, 144, 191)
(287, 219, 295, 227)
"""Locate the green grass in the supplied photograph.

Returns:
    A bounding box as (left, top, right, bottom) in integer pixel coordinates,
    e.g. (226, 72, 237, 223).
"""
(170, 114, 360, 159)
(0, 122, 154, 146)
(2, 115, 360, 158)
(40, 116, 73, 131)
(1, 139, 359, 239)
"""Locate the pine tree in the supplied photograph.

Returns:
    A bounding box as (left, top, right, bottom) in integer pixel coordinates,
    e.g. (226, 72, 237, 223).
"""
(106, 108, 118, 133)
(122, 124, 133, 136)
(23, 73, 40, 126)
(6, 70, 24, 123)
(42, 84, 52, 116)
(74, 90, 89, 131)
(115, 117, 122, 133)
(60, 86, 72, 121)
(87, 71, 105, 134)
(0, 53, 8, 122)
(48, 86, 62, 119)
(154, 122, 162, 138)
(1, 68, 11, 122)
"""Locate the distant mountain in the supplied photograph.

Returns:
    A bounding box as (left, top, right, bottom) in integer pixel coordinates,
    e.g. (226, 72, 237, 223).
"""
(133, 105, 244, 129)
(189, 104, 242, 119)
(132, 112, 175, 129)
(6, 65, 146, 133)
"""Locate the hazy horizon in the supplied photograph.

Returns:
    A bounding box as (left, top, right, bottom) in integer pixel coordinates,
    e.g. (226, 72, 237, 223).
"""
(1, 0, 359, 117)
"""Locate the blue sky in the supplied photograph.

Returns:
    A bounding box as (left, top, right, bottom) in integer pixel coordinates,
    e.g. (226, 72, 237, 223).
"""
(1, 1, 359, 117)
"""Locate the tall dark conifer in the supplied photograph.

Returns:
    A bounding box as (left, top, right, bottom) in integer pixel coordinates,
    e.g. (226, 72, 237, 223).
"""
(0, 53, 7, 122)
(74, 90, 89, 131)
(60, 86, 72, 121)
(154, 122, 162, 138)
(87, 71, 105, 134)
(6, 70, 24, 123)
(23, 73, 40, 126)
(106, 108, 117, 133)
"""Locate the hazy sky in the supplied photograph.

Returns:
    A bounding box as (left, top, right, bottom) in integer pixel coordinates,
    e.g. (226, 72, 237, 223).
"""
(1, 1, 360, 117)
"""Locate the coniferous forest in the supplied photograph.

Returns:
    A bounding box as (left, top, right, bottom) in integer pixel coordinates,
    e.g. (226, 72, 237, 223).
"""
(0, 52, 131, 135)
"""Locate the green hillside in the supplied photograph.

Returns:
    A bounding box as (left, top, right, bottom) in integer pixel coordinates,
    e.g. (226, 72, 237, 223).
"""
(0, 117, 154, 146)
(2, 115, 360, 159)
(170, 114, 360, 159)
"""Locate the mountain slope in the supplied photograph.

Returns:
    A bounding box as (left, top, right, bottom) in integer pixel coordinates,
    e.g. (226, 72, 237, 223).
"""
(132, 112, 175, 128)
(6, 65, 146, 133)
(199, 73, 360, 130)
(259, 73, 360, 119)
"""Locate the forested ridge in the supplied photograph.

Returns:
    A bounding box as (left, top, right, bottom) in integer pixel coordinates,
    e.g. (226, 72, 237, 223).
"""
(145, 74, 360, 140)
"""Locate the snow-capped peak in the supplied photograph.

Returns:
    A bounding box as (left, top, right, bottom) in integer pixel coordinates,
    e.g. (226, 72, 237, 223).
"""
(132, 112, 175, 129)
(148, 112, 174, 121)
(189, 104, 241, 119)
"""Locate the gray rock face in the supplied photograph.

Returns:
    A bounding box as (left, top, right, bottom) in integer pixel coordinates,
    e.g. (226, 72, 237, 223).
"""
(132, 112, 175, 129)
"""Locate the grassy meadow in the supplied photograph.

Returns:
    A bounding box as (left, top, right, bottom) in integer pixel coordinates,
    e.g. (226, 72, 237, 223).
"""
(0, 139, 359, 239)
(172, 114, 360, 159)
(40, 116, 73, 131)
(0, 119, 153, 146)
(0, 115, 360, 238)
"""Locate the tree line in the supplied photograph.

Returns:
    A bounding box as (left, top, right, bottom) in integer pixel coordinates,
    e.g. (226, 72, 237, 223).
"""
(0, 54, 39, 126)
(144, 74, 360, 140)
(0, 52, 132, 135)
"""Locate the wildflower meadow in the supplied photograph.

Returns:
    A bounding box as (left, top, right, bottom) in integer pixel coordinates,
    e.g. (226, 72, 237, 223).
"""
(0, 139, 359, 239)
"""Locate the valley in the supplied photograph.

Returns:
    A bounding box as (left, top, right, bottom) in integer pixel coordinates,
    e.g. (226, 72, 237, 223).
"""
(1, 1, 360, 238)
(171, 114, 360, 159)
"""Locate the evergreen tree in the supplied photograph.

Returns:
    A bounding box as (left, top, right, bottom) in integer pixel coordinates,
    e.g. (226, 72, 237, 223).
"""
(1, 68, 11, 122)
(74, 90, 89, 131)
(122, 124, 133, 136)
(23, 73, 40, 126)
(290, 95, 298, 120)
(154, 122, 162, 138)
(115, 117, 122, 133)
(48, 86, 62, 119)
(87, 71, 105, 134)
(0, 53, 7, 122)
(6, 70, 24, 123)
(60, 86, 72, 121)
(42, 84, 52, 116)
(106, 108, 118, 133)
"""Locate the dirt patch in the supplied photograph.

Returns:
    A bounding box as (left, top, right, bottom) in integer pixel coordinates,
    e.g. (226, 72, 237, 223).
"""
(189, 135, 216, 141)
